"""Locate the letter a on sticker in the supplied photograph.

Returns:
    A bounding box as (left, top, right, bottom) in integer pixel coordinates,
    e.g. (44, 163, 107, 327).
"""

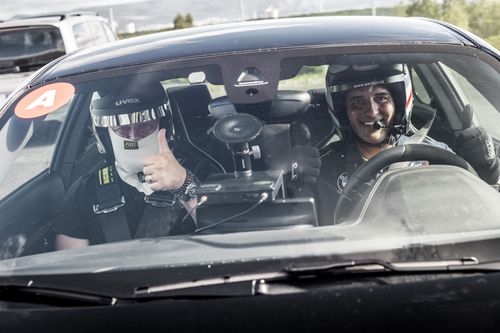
(15, 82, 75, 119)
(25, 90, 56, 110)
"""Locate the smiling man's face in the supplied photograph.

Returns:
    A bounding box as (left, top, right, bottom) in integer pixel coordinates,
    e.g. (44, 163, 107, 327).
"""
(345, 85, 395, 144)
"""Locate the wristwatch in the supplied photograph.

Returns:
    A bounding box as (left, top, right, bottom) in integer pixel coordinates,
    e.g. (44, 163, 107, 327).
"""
(169, 169, 200, 202)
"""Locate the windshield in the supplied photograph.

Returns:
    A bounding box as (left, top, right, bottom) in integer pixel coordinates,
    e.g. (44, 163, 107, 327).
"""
(0, 26, 65, 73)
(0, 49, 499, 279)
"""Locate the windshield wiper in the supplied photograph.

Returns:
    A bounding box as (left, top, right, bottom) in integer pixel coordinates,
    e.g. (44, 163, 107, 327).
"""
(0, 51, 64, 73)
(285, 257, 482, 275)
(0, 283, 117, 306)
(134, 270, 288, 298)
(0, 65, 20, 74)
(135, 257, 499, 299)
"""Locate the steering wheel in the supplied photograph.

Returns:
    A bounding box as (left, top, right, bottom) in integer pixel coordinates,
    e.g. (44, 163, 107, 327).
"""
(333, 144, 477, 223)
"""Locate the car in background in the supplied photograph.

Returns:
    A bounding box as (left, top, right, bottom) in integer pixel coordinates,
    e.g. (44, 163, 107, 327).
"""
(0, 12, 117, 105)
(0, 15, 499, 332)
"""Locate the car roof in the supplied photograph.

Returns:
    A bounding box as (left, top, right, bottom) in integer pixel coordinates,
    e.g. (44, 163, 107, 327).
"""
(35, 16, 483, 84)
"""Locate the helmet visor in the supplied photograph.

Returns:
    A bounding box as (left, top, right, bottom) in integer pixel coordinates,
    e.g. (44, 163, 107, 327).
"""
(110, 119, 159, 141)
(91, 103, 168, 128)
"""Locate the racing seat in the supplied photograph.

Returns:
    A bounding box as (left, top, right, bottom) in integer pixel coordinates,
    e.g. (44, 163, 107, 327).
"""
(166, 84, 214, 147)
(166, 84, 227, 173)
(306, 88, 338, 148)
(208, 90, 311, 130)
(410, 98, 453, 144)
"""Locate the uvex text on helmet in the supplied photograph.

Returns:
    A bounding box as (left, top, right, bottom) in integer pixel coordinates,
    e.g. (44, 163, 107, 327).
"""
(90, 83, 169, 128)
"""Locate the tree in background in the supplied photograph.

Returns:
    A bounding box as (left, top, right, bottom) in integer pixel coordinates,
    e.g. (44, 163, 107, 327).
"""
(185, 14, 193, 27)
(441, 0, 469, 30)
(405, 0, 499, 49)
(468, 0, 500, 47)
(173, 14, 194, 30)
(405, 0, 440, 18)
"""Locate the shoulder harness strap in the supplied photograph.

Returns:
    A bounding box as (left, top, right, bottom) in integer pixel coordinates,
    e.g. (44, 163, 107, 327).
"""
(93, 164, 132, 242)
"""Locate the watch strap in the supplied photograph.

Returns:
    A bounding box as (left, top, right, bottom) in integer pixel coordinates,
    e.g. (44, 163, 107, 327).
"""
(168, 169, 199, 201)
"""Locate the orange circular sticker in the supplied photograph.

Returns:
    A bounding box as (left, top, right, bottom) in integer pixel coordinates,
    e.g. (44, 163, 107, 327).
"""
(14, 82, 75, 119)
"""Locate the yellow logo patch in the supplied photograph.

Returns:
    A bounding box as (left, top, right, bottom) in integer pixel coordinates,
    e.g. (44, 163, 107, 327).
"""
(98, 166, 115, 186)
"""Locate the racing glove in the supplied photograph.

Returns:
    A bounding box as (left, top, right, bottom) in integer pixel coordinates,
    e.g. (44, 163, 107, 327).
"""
(453, 105, 499, 185)
(454, 126, 499, 184)
(289, 145, 321, 186)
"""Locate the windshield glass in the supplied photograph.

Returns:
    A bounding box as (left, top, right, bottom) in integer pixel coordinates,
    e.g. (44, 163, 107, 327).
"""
(0, 49, 499, 276)
(0, 26, 65, 73)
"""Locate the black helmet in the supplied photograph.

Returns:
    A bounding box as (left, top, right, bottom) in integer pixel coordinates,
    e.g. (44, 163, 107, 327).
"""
(90, 82, 172, 156)
(325, 63, 413, 141)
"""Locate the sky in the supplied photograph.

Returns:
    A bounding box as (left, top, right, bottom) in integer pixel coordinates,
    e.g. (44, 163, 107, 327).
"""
(0, 0, 144, 19)
(0, 0, 408, 31)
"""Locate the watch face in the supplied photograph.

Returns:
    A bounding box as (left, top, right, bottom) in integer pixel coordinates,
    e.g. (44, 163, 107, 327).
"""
(170, 170, 199, 201)
(177, 175, 199, 201)
(186, 182, 198, 197)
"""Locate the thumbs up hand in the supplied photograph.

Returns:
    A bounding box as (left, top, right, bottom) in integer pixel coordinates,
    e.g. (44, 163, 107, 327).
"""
(454, 105, 499, 184)
(143, 128, 187, 192)
(289, 145, 321, 186)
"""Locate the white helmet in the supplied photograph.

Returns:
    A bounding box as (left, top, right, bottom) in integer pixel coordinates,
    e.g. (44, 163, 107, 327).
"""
(90, 82, 172, 157)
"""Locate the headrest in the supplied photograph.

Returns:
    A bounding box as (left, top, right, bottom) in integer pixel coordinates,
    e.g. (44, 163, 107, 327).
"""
(166, 84, 212, 118)
(208, 90, 311, 121)
(308, 88, 327, 106)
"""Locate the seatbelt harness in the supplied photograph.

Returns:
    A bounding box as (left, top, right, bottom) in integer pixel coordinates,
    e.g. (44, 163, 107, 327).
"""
(93, 164, 132, 242)
(93, 164, 179, 242)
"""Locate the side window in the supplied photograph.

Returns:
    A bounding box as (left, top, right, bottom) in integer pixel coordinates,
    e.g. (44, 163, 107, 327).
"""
(441, 65, 500, 139)
(73, 22, 109, 48)
(278, 65, 328, 91)
(86, 21, 110, 45)
(73, 22, 93, 48)
(0, 99, 71, 200)
(411, 68, 432, 105)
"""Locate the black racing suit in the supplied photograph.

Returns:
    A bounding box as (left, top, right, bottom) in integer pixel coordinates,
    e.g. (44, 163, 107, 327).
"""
(313, 136, 451, 225)
(53, 157, 216, 245)
(313, 140, 363, 225)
